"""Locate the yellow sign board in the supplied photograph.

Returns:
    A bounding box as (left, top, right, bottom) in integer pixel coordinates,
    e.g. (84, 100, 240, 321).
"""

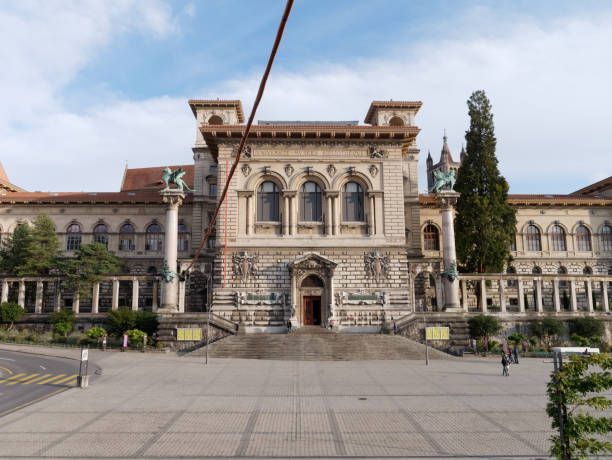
(176, 328, 202, 341)
(426, 327, 450, 340)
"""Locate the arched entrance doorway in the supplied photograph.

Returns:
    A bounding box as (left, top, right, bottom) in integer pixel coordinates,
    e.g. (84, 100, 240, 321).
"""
(301, 275, 323, 325)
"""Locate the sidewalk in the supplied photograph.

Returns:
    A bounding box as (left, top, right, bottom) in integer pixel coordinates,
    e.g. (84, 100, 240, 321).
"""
(0, 346, 553, 458)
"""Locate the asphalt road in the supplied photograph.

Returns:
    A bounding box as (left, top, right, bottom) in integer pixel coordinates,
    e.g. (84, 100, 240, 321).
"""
(0, 349, 98, 417)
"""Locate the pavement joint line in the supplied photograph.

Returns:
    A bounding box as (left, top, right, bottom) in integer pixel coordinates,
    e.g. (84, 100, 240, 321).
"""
(317, 363, 347, 456)
(234, 360, 274, 457)
(136, 358, 228, 457)
(362, 364, 449, 457)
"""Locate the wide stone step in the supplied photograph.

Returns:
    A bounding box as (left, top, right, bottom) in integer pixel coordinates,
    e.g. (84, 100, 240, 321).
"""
(190, 330, 452, 361)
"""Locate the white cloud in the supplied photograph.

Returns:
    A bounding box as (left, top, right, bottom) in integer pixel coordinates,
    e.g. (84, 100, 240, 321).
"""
(208, 12, 612, 193)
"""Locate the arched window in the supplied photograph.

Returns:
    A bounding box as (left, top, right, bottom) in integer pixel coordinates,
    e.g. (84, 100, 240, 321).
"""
(208, 115, 223, 125)
(576, 225, 592, 251)
(558, 266, 568, 288)
(423, 224, 440, 250)
(300, 181, 322, 222)
(525, 225, 541, 251)
(146, 224, 163, 252)
(257, 181, 280, 222)
(178, 223, 189, 252)
(551, 224, 567, 251)
(66, 223, 82, 251)
(119, 223, 135, 251)
(389, 116, 404, 126)
(93, 223, 109, 248)
(532, 266, 542, 274)
(583, 266, 592, 275)
(600, 225, 612, 251)
(506, 266, 516, 287)
(342, 182, 364, 222)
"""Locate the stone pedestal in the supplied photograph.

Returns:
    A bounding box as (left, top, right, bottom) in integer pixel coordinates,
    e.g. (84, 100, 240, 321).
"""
(159, 190, 185, 313)
(436, 191, 461, 311)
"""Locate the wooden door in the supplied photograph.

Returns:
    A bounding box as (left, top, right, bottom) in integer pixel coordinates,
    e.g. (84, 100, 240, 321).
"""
(303, 296, 314, 325)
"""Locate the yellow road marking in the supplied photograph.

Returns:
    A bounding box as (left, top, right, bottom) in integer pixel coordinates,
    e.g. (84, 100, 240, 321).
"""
(6, 373, 40, 386)
(0, 365, 13, 375)
(0, 373, 25, 384)
(52, 374, 78, 385)
(36, 374, 66, 385)
(0, 387, 68, 418)
(64, 379, 77, 387)
(22, 373, 53, 385)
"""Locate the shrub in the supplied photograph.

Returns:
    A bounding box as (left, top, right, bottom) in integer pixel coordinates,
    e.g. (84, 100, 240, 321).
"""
(529, 336, 539, 347)
(530, 318, 564, 348)
(105, 308, 137, 335)
(570, 333, 590, 347)
(0, 302, 25, 330)
(135, 311, 158, 336)
(86, 326, 107, 341)
(570, 317, 604, 339)
(488, 340, 500, 351)
(508, 332, 527, 347)
(49, 309, 75, 337)
(468, 314, 502, 342)
(126, 329, 146, 348)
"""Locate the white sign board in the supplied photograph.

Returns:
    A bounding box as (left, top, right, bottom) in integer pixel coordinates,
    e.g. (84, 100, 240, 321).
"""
(81, 349, 89, 361)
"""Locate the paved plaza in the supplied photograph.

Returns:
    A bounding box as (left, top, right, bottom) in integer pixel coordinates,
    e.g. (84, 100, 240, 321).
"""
(0, 344, 555, 458)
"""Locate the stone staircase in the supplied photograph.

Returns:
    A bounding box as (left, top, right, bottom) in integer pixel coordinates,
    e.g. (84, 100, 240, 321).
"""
(190, 326, 452, 360)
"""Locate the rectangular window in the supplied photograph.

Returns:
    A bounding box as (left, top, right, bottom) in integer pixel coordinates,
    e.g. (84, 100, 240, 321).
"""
(209, 183, 217, 197)
(66, 235, 81, 251)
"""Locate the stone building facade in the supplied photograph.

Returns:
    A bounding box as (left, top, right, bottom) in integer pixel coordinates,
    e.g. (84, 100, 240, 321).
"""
(0, 98, 610, 332)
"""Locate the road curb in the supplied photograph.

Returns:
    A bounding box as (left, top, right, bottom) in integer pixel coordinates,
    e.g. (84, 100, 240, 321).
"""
(0, 344, 82, 362)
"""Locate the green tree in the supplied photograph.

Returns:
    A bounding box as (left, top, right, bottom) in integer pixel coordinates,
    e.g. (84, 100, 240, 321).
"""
(106, 308, 137, 336)
(16, 213, 61, 276)
(62, 242, 123, 299)
(0, 302, 25, 330)
(547, 353, 612, 459)
(454, 90, 517, 277)
(49, 309, 75, 337)
(531, 319, 565, 348)
(570, 318, 604, 340)
(468, 314, 502, 343)
(0, 223, 32, 274)
(507, 332, 527, 347)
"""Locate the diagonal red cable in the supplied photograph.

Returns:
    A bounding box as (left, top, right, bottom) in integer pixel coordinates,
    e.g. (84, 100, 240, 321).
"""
(183, 0, 294, 276)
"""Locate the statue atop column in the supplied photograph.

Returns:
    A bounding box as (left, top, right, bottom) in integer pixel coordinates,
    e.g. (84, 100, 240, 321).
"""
(162, 166, 193, 192)
(432, 170, 462, 312)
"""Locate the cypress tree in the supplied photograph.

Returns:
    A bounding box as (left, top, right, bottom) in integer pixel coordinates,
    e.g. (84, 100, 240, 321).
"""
(455, 90, 516, 273)
(0, 223, 32, 274)
(17, 213, 61, 276)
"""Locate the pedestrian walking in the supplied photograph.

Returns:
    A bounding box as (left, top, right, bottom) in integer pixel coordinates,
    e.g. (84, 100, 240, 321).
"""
(393, 319, 398, 335)
(513, 346, 519, 364)
(508, 351, 514, 364)
(286, 318, 292, 333)
(501, 353, 510, 376)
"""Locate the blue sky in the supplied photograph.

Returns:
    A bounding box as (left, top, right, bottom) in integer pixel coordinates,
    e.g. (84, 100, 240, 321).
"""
(1, 0, 611, 193)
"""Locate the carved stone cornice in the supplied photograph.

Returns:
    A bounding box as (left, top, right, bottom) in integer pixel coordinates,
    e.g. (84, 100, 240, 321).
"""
(281, 190, 297, 198)
(324, 191, 339, 198)
(236, 190, 254, 198)
(160, 190, 185, 207)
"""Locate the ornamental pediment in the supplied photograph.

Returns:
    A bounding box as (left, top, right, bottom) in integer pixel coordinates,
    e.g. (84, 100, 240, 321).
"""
(288, 253, 337, 273)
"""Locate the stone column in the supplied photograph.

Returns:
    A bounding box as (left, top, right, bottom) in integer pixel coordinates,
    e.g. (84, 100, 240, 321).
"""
(285, 191, 297, 236)
(17, 280, 26, 308)
(111, 278, 119, 311)
(535, 279, 543, 312)
(132, 278, 139, 311)
(91, 282, 100, 314)
(367, 193, 375, 236)
(570, 279, 578, 312)
(436, 191, 461, 311)
(480, 278, 487, 313)
(499, 277, 506, 313)
(159, 190, 185, 312)
(603, 281, 609, 313)
(73, 292, 80, 314)
(461, 279, 468, 312)
(35, 280, 43, 314)
(1, 280, 8, 303)
(246, 193, 254, 235)
(409, 271, 416, 312)
(331, 192, 340, 236)
(325, 193, 333, 236)
(553, 278, 561, 312)
(152, 280, 159, 312)
(518, 276, 525, 313)
(54, 285, 62, 312)
(586, 280, 594, 312)
(282, 193, 290, 235)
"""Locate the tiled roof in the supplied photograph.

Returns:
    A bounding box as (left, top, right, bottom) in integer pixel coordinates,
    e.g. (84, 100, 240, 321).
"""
(188, 99, 245, 122)
(570, 176, 612, 197)
(364, 101, 423, 124)
(121, 165, 194, 192)
(0, 162, 8, 182)
(0, 191, 194, 205)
